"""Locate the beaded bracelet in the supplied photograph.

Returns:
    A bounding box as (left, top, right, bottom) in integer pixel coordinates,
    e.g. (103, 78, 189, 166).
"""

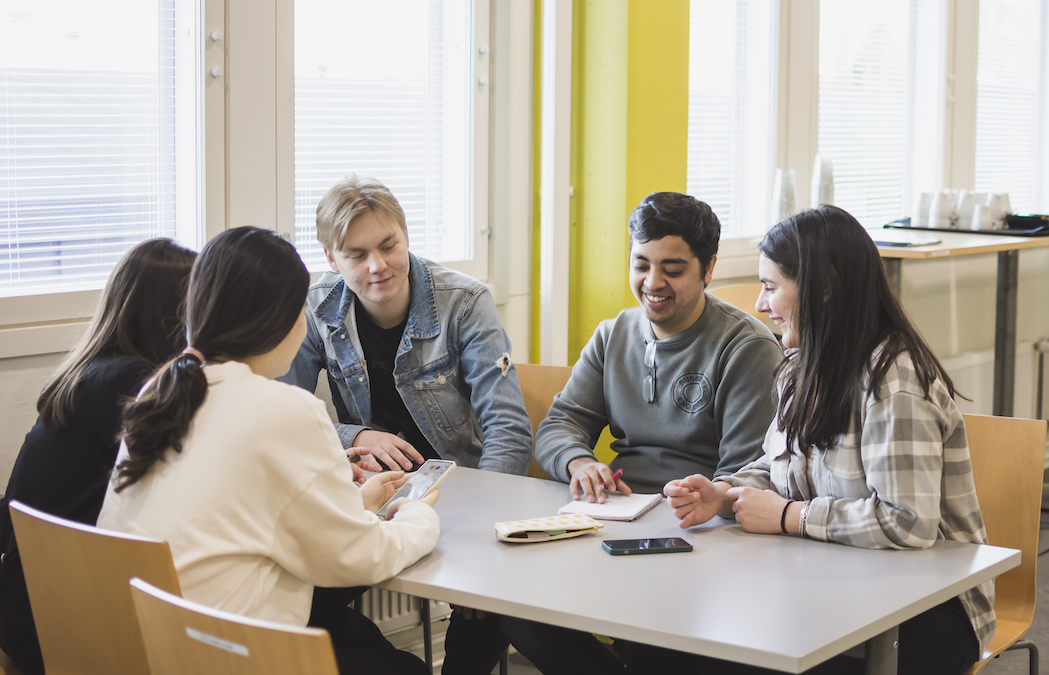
(780, 499, 794, 534)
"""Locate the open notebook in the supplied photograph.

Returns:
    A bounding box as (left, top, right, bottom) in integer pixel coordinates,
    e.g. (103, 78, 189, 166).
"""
(558, 492, 663, 522)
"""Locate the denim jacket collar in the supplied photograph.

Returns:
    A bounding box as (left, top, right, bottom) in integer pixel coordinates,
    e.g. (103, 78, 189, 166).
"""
(312, 251, 441, 340)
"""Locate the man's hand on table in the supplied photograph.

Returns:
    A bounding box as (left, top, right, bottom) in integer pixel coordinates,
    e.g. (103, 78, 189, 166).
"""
(353, 430, 425, 471)
(567, 457, 631, 504)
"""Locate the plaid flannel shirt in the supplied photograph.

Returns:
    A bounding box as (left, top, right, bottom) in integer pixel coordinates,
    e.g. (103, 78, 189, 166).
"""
(718, 349, 995, 654)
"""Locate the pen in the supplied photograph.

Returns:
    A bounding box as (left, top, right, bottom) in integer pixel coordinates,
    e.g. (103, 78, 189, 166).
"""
(599, 469, 624, 492)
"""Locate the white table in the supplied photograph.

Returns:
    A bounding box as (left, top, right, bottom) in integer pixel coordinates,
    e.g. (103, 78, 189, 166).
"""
(876, 229, 1049, 416)
(378, 467, 1019, 674)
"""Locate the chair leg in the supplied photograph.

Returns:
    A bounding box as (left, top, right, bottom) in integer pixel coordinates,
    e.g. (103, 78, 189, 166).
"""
(1005, 639, 1038, 675)
(500, 648, 509, 675)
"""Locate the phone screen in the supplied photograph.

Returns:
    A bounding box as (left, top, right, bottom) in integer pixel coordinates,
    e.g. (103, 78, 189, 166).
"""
(601, 537, 693, 555)
(375, 460, 455, 518)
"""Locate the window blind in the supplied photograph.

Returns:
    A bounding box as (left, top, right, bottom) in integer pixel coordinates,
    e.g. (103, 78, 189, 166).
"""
(974, 0, 1048, 214)
(294, 0, 472, 270)
(686, 0, 777, 237)
(817, 0, 942, 228)
(0, 0, 199, 298)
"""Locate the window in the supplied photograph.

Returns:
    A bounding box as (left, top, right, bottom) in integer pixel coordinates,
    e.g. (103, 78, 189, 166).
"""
(974, 0, 1049, 214)
(817, 0, 943, 228)
(0, 0, 202, 298)
(293, 0, 483, 275)
(686, 0, 777, 237)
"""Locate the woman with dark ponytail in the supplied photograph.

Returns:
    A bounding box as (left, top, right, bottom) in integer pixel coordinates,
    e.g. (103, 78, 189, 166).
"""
(659, 206, 992, 675)
(0, 238, 196, 675)
(99, 226, 438, 675)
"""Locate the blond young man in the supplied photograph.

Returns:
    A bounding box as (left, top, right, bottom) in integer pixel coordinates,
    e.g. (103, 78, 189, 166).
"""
(281, 174, 531, 675)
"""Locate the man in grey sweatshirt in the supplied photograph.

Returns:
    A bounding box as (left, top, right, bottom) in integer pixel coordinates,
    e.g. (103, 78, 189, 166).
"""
(534, 191, 784, 500)
(505, 192, 784, 675)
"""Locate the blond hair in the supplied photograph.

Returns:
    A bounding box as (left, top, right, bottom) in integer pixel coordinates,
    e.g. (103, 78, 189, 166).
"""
(315, 174, 407, 251)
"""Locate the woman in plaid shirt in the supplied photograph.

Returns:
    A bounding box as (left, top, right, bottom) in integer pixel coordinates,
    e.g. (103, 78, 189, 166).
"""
(663, 206, 992, 675)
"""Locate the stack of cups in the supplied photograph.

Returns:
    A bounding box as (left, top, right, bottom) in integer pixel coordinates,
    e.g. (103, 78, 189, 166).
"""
(927, 192, 956, 229)
(913, 190, 1011, 231)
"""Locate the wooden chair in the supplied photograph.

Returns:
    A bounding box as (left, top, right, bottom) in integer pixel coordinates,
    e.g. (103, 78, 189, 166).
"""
(8, 500, 182, 675)
(130, 577, 339, 675)
(0, 648, 24, 675)
(709, 282, 765, 320)
(962, 413, 1046, 674)
(515, 362, 574, 480)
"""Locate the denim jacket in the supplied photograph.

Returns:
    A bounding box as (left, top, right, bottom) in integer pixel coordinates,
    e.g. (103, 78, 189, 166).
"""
(281, 252, 532, 475)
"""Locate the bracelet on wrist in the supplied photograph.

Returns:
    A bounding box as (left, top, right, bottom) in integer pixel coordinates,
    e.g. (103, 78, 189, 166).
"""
(798, 501, 809, 537)
(780, 499, 794, 534)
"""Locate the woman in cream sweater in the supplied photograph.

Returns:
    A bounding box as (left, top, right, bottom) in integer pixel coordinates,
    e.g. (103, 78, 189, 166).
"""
(99, 226, 439, 675)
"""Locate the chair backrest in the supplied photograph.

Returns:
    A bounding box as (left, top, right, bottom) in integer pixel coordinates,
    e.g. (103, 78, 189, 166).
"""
(9, 500, 182, 675)
(962, 413, 1047, 628)
(515, 362, 574, 480)
(708, 283, 765, 321)
(130, 577, 340, 675)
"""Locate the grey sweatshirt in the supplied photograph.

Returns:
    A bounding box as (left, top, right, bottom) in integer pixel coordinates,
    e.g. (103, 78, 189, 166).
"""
(534, 294, 784, 495)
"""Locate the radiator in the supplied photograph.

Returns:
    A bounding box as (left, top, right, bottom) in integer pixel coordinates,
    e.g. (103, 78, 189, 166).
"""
(359, 587, 452, 636)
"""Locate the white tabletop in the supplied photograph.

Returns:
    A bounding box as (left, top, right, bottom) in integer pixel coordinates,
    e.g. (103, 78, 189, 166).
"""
(378, 467, 1019, 673)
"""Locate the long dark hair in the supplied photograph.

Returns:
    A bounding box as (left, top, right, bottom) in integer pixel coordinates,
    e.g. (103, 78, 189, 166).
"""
(37, 238, 197, 425)
(758, 205, 956, 452)
(115, 227, 310, 491)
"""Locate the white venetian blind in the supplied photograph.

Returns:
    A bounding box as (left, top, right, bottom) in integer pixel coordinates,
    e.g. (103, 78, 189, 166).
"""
(686, 0, 777, 237)
(294, 0, 472, 270)
(0, 0, 200, 298)
(818, 0, 943, 228)
(974, 0, 1049, 214)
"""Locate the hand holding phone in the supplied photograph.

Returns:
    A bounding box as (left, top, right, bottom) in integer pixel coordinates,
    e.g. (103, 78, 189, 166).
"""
(375, 459, 455, 519)
(601, 537, 693, 556)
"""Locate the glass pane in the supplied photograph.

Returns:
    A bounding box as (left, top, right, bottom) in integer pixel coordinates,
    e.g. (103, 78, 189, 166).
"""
(294, 0, 472, 270)
(0, 0, 201, 297)
(818, 0, 943, 228)
(975, 0, 1048, 214)
(687, 0, 777, 237)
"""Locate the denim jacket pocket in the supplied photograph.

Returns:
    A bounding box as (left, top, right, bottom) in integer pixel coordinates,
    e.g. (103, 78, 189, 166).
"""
(411, 355, 470, 431)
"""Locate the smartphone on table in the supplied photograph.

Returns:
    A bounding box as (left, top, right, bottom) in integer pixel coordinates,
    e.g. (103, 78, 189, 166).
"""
(601, 537, 693, 556)
(375, 459, 456, 519)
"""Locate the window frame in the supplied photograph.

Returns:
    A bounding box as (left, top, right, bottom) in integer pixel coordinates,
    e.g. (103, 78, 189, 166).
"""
(0, 0, 500, 359)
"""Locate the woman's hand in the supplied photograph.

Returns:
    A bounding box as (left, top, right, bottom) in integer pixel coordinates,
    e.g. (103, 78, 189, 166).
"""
(725, 487, 790, 534)
(664, 475, 730, 528)
(345, 447, 382, 485)
(383, 488, 440, 520)
(359, 471, 408, 514)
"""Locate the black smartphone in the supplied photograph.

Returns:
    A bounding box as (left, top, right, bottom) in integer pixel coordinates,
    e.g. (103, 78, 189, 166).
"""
(601, 537, 693, 556)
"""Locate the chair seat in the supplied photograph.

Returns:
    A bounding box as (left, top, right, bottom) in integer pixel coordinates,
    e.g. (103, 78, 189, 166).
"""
(0, 647, 25, 675)
(967, 617, 1032, 673)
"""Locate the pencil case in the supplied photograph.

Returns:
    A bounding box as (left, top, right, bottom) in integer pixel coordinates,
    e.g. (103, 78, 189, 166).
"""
(495, 514, 604, 543)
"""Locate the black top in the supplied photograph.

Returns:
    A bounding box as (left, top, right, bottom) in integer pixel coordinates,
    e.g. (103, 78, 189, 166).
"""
(0, 356, 154, 569)
(355, 300, 438, 463)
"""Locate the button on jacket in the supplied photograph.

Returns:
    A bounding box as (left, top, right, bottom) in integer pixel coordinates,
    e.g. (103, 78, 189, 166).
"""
(282, 252, 532, 475)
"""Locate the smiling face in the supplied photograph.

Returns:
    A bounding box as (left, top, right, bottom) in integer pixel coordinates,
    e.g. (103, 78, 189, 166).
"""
(629, 235, 715, 340)
(324, 210, 411, 327)
(757, 254, 800, 348)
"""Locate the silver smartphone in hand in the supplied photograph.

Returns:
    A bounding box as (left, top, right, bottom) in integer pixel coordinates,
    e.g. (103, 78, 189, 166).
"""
(375, 459, 456, 519)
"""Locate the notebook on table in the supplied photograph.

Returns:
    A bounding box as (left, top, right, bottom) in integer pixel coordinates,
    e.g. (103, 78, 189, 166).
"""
(557, 492, 663, 522)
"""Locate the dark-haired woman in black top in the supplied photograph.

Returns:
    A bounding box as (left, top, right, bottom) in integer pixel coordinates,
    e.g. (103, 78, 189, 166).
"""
(0, 238, 196, 675)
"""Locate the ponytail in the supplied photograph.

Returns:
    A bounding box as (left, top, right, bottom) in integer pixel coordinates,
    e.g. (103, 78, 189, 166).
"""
(114, 352, 208, 492)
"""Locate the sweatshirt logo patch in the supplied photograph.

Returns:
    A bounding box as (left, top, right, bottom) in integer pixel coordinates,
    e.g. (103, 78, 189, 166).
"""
(673, 373, 711, 414)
